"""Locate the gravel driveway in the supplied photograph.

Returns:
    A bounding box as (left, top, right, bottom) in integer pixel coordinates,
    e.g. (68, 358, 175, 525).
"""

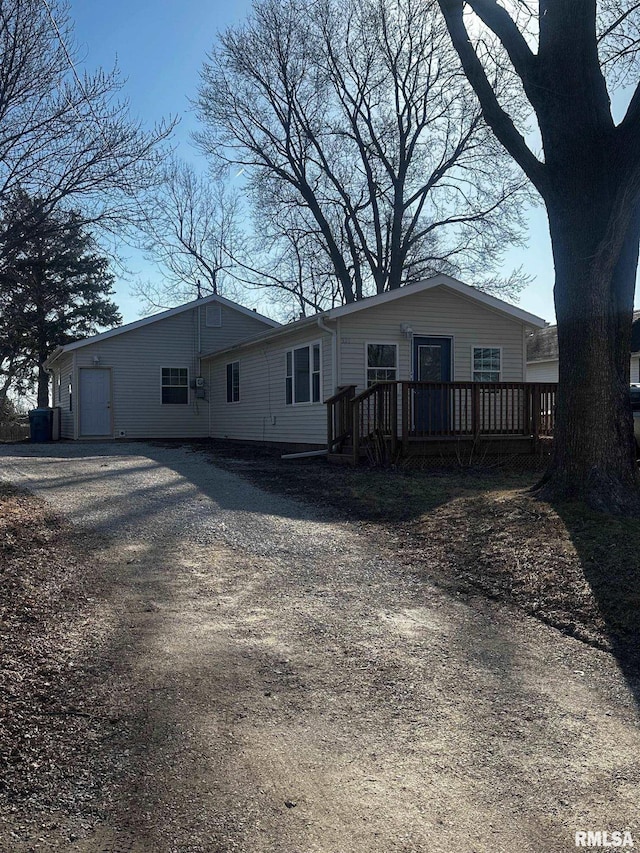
(1, 441, 638, 853)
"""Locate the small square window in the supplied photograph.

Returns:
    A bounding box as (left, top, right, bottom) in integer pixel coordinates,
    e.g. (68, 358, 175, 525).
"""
(472, 347, 501, 382)
(161, 367, 188, 404)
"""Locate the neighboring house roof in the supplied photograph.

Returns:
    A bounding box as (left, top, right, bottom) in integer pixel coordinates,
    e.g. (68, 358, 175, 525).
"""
(201, 274, 548, 361)
(526, 324, 559, 362)
(43, 292, 280, 368)
(527, 310, 640, 363)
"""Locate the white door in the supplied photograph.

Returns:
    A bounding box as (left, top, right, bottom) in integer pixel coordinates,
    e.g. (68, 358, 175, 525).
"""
(79, 369, 111, 436)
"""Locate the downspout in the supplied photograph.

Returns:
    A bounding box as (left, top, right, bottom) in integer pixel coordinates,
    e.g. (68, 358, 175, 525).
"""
(195, 307, 202, 417)
(73, 352, 78, 440)
(316, 315, 337, 394)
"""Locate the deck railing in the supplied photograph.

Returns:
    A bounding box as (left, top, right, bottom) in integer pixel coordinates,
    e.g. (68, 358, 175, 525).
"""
(326, 384, 357, 451)
(351, 381, 398, 461)
(327, 381, 557, 463)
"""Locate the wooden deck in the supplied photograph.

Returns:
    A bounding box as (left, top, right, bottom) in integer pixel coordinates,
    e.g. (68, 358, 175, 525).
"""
(326, 381, 557, 465)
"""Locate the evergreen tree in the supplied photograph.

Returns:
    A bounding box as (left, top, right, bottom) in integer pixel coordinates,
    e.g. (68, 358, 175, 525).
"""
(0, 190, 121, 407)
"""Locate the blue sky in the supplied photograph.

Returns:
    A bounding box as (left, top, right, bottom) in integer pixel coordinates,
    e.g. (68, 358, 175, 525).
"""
(67, 1, 632, 328)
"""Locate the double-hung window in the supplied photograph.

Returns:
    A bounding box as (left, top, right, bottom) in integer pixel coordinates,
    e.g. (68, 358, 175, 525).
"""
(161, 367, 189, 404)
(286, 342, 321, 405)
(226, 361, 240, 403)
(472, 347, 501, 382)
(367, 343, 398, 387)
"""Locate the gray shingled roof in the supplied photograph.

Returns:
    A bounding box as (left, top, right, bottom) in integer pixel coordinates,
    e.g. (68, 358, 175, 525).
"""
(527, 310, 640, 362)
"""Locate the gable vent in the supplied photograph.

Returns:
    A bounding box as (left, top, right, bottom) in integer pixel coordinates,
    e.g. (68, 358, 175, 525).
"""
(205, 303, 222, 328)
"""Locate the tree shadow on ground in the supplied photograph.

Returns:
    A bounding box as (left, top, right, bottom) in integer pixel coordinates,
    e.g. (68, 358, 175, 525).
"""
(548, 500, 640, 703)
(3, 446, 640, 851)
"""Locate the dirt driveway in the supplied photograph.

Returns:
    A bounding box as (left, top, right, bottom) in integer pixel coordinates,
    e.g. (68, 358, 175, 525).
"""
(1, 442, 638, 853)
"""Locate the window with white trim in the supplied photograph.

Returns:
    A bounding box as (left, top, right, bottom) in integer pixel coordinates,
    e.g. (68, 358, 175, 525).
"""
(286, 342, 321, 404)
(206, 303, 222, 327)
(161, 367, 188, 404)
(472, 347, 501, 382)
(367, 343, 398, 386)
(226, 361, 240, 403)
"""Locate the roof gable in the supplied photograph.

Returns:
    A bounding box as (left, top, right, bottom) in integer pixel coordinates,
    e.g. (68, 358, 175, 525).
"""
(202, 274, 547, 361)
(322, 274, 547, 328)
(44, 293, 280, 366)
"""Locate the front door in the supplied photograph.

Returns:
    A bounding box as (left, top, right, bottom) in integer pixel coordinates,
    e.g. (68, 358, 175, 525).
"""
(79, 368, 111, 436)
(413, 337, 452, 432)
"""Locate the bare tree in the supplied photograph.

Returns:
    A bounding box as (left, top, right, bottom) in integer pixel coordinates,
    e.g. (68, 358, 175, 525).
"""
(245, 197, 343, 318)
(0, 0, 174, 240)
(135, 159, 243, 309)
(437, 0, 640, 513)
(196, 0, 529, 310)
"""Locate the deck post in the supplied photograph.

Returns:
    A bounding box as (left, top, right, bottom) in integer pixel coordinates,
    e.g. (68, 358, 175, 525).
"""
(401, 383, 410, 456)
(532, 384, 541, 451)
(390, 383, 398, 456)
(352, 398, 360, 466)
(472, 383, 481, 438)
(523, 383, 531, 437)
(327, 398, 333, 450)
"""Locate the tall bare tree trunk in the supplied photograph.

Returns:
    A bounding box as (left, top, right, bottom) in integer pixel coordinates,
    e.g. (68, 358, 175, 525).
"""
(536, 195, 640, 511)
(437, 0, 640, 513)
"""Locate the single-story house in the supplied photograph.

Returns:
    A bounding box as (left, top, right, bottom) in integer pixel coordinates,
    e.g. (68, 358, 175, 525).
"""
(43, 292, 279, 440)
(527, 311, 640, 383)
(44, 274, 548, 451)
(202, 275, 546, 450)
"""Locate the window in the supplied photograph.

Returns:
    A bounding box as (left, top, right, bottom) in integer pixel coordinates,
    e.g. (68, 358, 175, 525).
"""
(56, 373, 61, 404)
(286, 342, 321, 404)
(367, 343, 398, 386)
(226, 361, 240, 403)
(205, 303, 222, 327)
(68, 375, 73, 412)
(472, 347, 501, 382)
(161, 367, 188, 404)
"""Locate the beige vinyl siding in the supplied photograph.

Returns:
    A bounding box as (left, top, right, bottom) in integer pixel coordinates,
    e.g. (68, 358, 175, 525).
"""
(528, 356, 640, 384)
(54, 353, 75, 438)
(338, 285, 527, 390)
(526, 360, 559, 382)
(205, 284, 532, 447)
(73, 304, 271, 439)
(207, 327, 333, 447)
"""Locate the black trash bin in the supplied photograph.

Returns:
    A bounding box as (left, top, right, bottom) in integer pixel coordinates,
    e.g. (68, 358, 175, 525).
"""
(29, 408, 53, 442)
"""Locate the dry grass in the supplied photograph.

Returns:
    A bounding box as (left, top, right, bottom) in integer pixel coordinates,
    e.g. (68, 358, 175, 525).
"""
(0, 483, 115, 843)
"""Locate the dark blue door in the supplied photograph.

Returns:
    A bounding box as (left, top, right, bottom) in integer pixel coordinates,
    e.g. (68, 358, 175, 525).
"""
(413, 337, 452, 432)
